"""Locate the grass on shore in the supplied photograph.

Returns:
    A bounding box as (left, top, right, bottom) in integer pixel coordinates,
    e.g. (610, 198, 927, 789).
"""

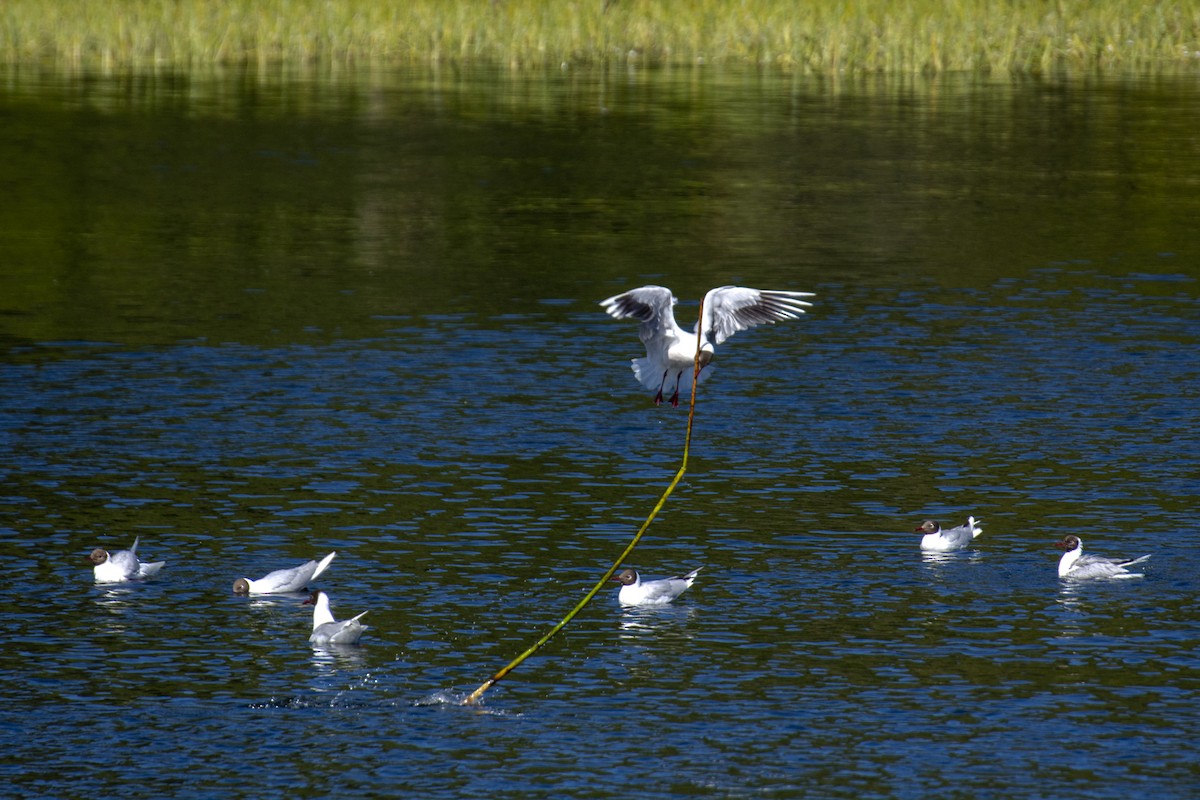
(1, 0, 1197, 73)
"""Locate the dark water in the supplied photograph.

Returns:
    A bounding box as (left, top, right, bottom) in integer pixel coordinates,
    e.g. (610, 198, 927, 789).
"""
(2, 65, 1199, 798)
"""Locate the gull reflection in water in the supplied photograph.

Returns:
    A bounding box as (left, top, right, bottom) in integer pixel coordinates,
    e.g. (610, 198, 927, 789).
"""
(310, 643, 367, 672)
(920, 551, 957, 568)
(245, 593, 308, 612)
(616, 603, 698, 637)
(919, 549, 984, 574)
(91, 585, 142, 635)
(1056, 580, 1087, 612)
(93, 584, 138, 606)
(1052, 581, 1093, 640)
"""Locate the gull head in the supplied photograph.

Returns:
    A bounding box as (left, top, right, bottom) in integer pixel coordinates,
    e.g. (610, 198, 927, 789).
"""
(610, 568, 639, 586)
(1055, 535, 1082, 552)
(88, 548, 109, 566)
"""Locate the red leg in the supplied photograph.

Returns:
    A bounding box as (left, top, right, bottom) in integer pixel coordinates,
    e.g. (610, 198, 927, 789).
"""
(653, 369, 670, 406)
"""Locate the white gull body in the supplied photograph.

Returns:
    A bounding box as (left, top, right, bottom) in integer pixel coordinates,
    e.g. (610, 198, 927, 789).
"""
(915, 516, 983, 552)
(611, 567, 702, 606)
(600, 285, 814, 406)
(89, 537, 165, 583)
(232, 551, 336, 595)
(1056, 535, 1150, 580)
(304, 590, 368, 645)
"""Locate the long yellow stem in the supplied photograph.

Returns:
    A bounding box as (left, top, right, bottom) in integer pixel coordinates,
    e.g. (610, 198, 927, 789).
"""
(462, 298, 707, 705)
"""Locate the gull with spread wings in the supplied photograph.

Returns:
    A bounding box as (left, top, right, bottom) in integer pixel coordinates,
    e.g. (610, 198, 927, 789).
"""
(600, 285, 814, 406)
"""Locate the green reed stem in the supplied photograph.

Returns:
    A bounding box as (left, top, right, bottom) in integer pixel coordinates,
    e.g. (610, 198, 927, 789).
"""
(463, 300, 706, 705)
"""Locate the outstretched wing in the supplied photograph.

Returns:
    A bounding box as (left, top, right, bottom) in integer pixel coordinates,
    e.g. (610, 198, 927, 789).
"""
(700, 286, 814, 347)
(600, 285, 684, 349)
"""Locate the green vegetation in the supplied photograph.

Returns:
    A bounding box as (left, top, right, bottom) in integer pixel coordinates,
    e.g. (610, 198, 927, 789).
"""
(1, 0, 1197, 72)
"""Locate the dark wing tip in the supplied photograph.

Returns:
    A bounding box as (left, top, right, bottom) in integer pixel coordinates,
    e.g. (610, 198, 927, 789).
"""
(601, 287, 674, 322)
(608, 295, 656, 322)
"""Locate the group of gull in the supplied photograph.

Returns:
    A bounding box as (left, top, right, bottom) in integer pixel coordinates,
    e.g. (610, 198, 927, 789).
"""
(914, 517, 1150, 579)
(601, 284, 1150, 587)
(90, 542, 367, 644)
(86, 284, 1151, 642)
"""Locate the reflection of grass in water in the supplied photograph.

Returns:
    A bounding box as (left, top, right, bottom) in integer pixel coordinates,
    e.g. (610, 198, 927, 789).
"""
(2, 0, 1196, 72)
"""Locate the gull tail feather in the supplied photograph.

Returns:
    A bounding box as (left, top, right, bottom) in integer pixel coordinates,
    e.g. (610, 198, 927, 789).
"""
(630, 357, 661, 391)
(311, 551, 337, 583)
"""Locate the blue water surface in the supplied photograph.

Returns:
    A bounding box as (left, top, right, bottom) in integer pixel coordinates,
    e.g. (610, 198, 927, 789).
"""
(2, 66, 1199, 799)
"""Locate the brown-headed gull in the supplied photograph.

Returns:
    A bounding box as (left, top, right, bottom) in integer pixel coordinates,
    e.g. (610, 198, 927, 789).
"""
(610, 567, 702, 606)
(232, 551, 336, 595)
(1055, 535, 1150, 580)
(599, 285, 814, 406)
(304, 590, 368, 645)
(915, 516, 983, 552)
(88, 537, 165, 583)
